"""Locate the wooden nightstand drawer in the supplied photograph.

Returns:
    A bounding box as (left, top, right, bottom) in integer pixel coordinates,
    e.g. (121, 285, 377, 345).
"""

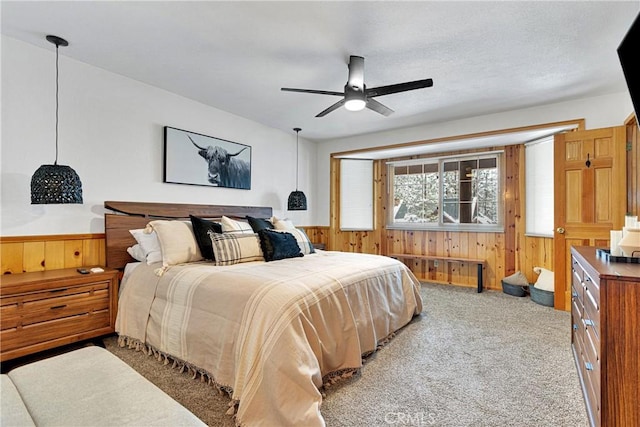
(1, 283, 110, 329)
(0, 267, 118, 361)
(1, 310, 111, 353)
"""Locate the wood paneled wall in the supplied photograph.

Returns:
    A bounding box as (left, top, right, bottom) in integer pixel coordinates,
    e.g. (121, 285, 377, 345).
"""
(0, 228, 328, 276)
(299, 226, 329, 247)
(0, 234, 106, 275)
(328, 144, 555, 290)
(627, 114, 639, 217)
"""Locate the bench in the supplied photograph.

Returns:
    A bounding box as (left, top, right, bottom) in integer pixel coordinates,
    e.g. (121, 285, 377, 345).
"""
(1, 346, 206, 426)
(388, 253, 485, 293)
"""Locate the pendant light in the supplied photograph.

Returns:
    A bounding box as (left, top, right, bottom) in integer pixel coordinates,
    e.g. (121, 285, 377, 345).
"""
(287, 127, 307, 210)
(31, 35, 83, 204)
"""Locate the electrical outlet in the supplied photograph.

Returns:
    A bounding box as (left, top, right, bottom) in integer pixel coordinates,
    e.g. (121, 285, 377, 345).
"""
(434, 260, 439, 268)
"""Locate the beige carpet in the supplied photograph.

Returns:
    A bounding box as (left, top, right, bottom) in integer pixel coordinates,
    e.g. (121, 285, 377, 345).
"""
(103, 283, 589, 426)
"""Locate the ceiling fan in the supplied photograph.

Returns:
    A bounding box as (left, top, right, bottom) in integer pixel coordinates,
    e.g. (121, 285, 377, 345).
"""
(281, 55, 433, 117)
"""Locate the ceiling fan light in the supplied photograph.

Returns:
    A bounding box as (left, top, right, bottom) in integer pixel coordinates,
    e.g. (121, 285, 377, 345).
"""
(344, 98, 366, 111)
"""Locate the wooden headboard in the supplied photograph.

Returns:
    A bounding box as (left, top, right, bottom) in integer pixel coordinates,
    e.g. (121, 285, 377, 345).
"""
(104, 201, 272, 270)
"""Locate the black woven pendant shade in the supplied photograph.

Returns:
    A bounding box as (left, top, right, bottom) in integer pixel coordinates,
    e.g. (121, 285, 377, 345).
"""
(31, 164, 83, 204)
(287, 127, 307, 211)
(31, 35, 83, 204)
(287, 190, 307, 211)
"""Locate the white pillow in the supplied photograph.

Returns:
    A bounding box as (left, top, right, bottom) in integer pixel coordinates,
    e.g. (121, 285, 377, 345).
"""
(145, 220, 203, 273)
(129, 229, 163, 265)
(126, 244, 147, 263)
(533, 266, 554, 292)
(208, 231, 264, 266)
(271, 216, 295, 230)
(221, 216, 254, 234)
(273, 228, 315, 255)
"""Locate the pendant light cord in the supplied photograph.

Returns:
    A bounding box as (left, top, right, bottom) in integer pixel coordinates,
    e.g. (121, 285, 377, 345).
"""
(294, 128, 301, 191)
(54, 42, 60, 166)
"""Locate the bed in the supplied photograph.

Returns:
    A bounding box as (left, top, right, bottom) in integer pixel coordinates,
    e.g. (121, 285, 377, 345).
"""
(104, 201, 423, 427)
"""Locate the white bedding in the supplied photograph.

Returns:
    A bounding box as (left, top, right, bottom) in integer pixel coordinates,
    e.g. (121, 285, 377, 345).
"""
(116, 250, 423, 426)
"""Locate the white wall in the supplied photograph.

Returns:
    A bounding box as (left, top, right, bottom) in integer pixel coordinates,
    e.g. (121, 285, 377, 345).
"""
(314, 91, 634, 226)
(1, 36, 316, 236)
(3, 35, 633, 234)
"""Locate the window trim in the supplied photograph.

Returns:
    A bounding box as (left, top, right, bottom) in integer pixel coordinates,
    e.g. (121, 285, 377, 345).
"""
(386, 150, 505, 232)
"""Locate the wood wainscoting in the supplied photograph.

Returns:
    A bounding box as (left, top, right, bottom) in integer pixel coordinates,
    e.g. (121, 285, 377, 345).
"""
(299, 226, 330, 249)
(0, 227, 328, 276)
(1, 234, 106, 275)
(329, 144, 556, 291)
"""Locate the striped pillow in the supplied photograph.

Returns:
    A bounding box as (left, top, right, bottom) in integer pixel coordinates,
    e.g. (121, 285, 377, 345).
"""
(273, 228, 315, 255)
(208, 232, 264, 266)
(221, 216, 254, 234)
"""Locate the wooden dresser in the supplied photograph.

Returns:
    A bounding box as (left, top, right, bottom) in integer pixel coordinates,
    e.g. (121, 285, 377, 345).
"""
(0, 267, 118, 361)
(570, 246, 640, 427)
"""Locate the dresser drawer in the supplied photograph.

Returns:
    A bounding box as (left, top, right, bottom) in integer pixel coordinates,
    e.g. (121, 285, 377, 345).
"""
(1, 283, 110, 329)
(583, 288, 600, 340)
(583, 271, 600, 307)
(571, 283, 583, 319)
(570, 247, 640, 427)
(572, 314, 585, 360)
(583, 324, 601, 422)
(572, 257, 584, 283)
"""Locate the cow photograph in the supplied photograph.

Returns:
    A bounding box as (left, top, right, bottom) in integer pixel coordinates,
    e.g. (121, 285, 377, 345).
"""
(164, 126, 251, 189)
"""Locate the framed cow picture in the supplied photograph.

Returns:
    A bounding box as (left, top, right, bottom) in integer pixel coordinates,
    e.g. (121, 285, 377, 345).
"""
(163, 126, 251, 190)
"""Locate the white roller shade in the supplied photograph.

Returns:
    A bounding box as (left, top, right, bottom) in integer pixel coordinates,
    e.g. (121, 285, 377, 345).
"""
(340, 159, 373, 230)
(525, 136, 554, 237)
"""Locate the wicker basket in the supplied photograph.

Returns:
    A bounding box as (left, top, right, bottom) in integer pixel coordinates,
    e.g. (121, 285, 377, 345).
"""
(530, 285, 554, 307)
(501, 280, 528, 297)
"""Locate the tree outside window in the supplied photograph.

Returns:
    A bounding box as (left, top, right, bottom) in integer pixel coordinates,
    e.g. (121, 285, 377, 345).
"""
(389, 153, 502, 230)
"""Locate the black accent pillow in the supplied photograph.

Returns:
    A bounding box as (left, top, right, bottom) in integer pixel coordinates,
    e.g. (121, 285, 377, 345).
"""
(190, 215, 223, 260)
(247, 216, 274, 232)
(257, 229, 303, 262)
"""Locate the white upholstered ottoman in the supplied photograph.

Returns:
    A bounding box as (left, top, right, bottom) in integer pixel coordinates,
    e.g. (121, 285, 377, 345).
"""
(1, 346, 206, 426)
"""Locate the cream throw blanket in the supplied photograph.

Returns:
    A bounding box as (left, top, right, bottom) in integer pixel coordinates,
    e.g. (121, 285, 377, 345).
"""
(116, 250, 423, 426)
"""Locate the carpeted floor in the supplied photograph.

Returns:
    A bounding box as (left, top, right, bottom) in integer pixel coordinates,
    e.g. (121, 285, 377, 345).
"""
(103, 283, 589, 426)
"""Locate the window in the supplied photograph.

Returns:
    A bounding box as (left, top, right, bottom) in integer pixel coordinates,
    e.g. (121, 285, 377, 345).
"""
(340, 159, 374, 230)
(525, 136, 554, 237)
(388, 151, 503, 231)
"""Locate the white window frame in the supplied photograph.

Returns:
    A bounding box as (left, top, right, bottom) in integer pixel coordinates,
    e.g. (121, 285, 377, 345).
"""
(387, 151, 505, 232)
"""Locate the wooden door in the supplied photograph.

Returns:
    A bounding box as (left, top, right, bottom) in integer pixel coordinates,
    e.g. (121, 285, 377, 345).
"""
(554, 126, 626, 311)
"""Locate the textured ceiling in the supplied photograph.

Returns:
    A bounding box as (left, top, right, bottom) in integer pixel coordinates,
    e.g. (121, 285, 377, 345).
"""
(2, 1, 638, 141)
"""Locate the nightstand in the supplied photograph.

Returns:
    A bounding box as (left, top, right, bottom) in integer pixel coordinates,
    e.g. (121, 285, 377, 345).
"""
(0, 267, 119, 362)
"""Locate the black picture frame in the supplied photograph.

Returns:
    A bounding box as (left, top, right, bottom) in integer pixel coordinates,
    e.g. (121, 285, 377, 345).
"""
(163, 126, 251, 190)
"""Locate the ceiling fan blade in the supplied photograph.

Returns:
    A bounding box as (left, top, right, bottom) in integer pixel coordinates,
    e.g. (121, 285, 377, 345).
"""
(316, 99, 346, 117)
(366, 78, 433, 98)
(347, 56, 365, 89)
(281, 87, 344, 96)
(366, 98, 394, 116)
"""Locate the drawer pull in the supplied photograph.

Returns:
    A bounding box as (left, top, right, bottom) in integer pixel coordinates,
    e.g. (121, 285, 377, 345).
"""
(572, 291, 578, 298)
(573, 324, 578, 330)
(50, 288, 67, 293)
(50, 304, 67, 310)
(584, 319, 595, 327)
(585, 362, 594, 371)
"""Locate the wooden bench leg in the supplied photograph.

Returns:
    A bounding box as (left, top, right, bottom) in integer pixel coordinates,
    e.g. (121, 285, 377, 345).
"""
(477, 263, 483, 293)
